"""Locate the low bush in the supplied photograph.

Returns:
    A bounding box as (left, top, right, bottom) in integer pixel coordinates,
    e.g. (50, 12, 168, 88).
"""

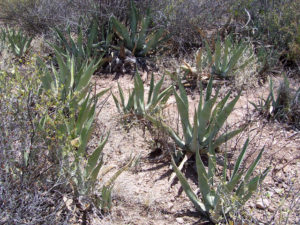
(232, 0, 300, 68)
(250, 76, 300, 129)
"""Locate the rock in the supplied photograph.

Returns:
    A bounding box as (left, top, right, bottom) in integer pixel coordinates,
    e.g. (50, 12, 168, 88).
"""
(268, 207, 276, 213)
(256, 198, 270, 209)
(176, 217, 184, 224)
(167, 202, 174, 209)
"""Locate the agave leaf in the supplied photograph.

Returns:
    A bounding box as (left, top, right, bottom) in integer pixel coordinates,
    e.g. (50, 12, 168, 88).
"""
(147, 73, 155, 104)
(212, 127, 244, 149)
(211, 91, 241, 138)
(171, 156, 207, 213)
(126, 90, 135, 112)
(197, 93, 218, 142)
(111, 16, 133, 50)
(174, 87, 192, 143)
(155, 85, 172, 106)
(87, 20, 98, 58)
(259, 167, 271, 185)
(137, 8, 151, 51)
(86, 134, 109, 176)
(224, 44, 246, 76)
(204, 40, 213, 66)
(195, 142, 215, 209)
(141, 29, 164, 56)
(222, 36, 231, 70)
(244, 147, 264, 182)
(96, 88, 110, 99)
(112, 93, 121, 113)
(211, 91, 231, 120)
(190, 111, 199, 152)
(231, 139, 249, 180)
(129, 0, 138, 40)
(101, 185, 112, 210)
(75, 60, 97, 92)
(225, 171, 243, 193)
(54, 27, 71, 51)
(134, 72, 145, 114)
(148, 74, 165, 108)
(89, 161, 103, 190)
(241, 176, 260, 204)
(76, 95, 91, 133)
(207, 139, 216, 186)
(214, 37, 221, 70)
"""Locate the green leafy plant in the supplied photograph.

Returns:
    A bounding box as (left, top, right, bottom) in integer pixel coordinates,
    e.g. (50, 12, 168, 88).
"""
(111, 0, 167, 57)
(6, 28, 32, 58)
(112, 71, 172, 116)
(39, 49, 101, 106)
(52, 19, 105, 67)
(181, 35, 252, 80)
(40, 90, 132, 211)
(172, 138, 270, 223)
(148, 77, 244, 156)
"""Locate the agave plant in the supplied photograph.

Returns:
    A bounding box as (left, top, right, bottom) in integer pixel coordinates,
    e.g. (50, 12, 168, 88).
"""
(39, 49, 102, 106)
(172, 138, 270, 223)
(148, 77, 244, 156)
(112, 71, 172, 116)
(6, 28, 32, 58)
(181, 35, 252, 80)
(52, 19, 106, 67)
(111, 0, 166, 57)
(210, 36, 251, 78)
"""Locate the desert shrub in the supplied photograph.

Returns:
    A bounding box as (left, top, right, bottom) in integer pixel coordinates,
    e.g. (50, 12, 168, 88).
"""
(0, 0, 94, 34)
(232, 0, 300, 67)
(0, 0, 235, 53)
(0, 58, 65, 223)
(250, 76, 300, 129)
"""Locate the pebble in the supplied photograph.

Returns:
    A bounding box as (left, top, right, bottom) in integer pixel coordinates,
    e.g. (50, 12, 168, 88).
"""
(256, 198, 270, 209)
(176, 217, 184, 224)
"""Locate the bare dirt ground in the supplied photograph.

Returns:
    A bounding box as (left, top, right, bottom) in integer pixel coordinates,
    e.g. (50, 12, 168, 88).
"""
(89, 72, 299, 225)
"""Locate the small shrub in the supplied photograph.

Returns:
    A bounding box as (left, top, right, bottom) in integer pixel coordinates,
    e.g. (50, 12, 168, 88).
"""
(250, 76, 300, 129)
(232, 0, 300, 67)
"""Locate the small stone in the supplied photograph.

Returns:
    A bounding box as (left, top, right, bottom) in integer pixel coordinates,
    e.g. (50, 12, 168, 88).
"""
(274, 188, 284, 194)
(176, 217, 184, 224)
(268, 207, 276, 213)
(167, 202, 174, 209)
(256, 199, 270, 209)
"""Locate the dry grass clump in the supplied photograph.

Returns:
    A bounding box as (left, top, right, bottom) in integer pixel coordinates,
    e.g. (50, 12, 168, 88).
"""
(233, 43, 260, 89)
